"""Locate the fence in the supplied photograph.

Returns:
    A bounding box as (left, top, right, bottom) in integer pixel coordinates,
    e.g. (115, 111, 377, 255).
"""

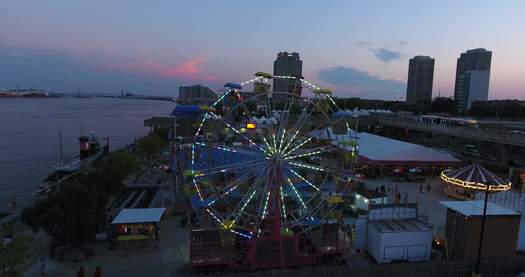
(223, 256, 525, 277)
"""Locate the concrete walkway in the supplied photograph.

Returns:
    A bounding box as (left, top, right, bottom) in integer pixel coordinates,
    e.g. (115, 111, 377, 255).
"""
(25, 215, 191, 277)
(362, 176, 452, 235)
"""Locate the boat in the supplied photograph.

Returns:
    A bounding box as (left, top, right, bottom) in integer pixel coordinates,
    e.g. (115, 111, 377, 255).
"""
(54, 158, 82, 172)
(32, 185, 52, 199)
(54, 130, 102, 172)
(33, 130, 106, 199)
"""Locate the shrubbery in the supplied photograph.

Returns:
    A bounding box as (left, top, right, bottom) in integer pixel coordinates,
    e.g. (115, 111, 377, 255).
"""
(21, 151, 139, 245)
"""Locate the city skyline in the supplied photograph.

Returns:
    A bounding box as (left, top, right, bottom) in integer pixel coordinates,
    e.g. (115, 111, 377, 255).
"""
(1, 1, 524, 100)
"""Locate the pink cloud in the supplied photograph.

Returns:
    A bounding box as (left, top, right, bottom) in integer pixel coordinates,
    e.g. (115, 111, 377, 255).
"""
(160, 58, 204, 77)
(106, 57, 219, 81)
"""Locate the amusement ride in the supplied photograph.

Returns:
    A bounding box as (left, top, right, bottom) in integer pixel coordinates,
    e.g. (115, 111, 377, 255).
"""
(188, 73, 357, 269)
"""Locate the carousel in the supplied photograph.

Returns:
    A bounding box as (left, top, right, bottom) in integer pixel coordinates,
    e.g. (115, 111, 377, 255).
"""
(441, 163, 511, 200)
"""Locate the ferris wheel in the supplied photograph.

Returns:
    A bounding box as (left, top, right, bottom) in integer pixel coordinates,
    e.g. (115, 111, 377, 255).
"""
(188, 74, 355, 240)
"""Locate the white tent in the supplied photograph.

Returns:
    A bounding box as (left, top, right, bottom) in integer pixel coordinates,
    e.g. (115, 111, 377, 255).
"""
(310, 128, 460, 166)
(111, 208, 166, 224)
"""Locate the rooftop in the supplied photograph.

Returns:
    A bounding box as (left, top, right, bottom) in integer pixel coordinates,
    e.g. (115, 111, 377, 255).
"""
(369, 218, 431, 233)
(465, 48, 490, 53)
(356, 188, 385, 199)
(310, 128, 460, 164)
(111, 208, 166, 224)
(170, 105, 202, 116)
(440, 200, 520, 217)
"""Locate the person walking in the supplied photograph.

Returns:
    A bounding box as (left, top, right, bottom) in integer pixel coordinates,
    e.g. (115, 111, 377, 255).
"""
(94, 266, 102, 277)
(77, 266, 85, 277)
(39, 257, 47, 276)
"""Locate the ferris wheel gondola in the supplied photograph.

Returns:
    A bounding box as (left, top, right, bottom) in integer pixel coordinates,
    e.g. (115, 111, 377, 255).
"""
(189, 75, 355, 241)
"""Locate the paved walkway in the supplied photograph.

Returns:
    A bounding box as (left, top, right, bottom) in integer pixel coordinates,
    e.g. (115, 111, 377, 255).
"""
(362, 176, 452, 235)
(22, 174, 457, 276)
(25, 215, 191, 277)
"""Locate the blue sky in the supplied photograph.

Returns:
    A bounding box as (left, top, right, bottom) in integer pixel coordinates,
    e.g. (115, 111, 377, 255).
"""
(1, 0, 524, 99)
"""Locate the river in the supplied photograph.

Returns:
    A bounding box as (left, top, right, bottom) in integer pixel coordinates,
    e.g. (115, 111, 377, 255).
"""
(0, 97, 175, 212)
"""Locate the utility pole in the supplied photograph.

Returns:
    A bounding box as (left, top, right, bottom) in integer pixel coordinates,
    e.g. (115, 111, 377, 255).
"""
(474, 186, 490, 276)
(103, 137, 110, 154)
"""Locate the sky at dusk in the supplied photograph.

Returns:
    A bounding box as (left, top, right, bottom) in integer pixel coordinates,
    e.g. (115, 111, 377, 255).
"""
(1, 0, 524, 100)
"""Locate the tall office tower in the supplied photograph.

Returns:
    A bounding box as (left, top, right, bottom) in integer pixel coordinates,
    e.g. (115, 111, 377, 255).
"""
(454, 48, 492, 111)
(406, 56, 435, 104)
(272, 52, 303, 96)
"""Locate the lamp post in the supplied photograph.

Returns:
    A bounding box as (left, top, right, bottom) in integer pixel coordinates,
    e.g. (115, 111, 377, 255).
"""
(474, 186, 490, 276)
(440, 163, 512, 277)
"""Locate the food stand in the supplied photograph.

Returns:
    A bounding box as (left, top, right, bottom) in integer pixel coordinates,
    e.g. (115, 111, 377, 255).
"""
(111, 208, 166, 248)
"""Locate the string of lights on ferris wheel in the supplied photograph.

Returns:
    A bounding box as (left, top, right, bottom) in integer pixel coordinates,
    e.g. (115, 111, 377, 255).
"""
(190, 75, 345, 238)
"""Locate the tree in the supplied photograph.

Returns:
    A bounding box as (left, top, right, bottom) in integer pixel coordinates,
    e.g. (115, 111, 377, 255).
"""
(21, 184, 101, 244)
(21, 150, 139, 245)
(0, 226, 32, 276)
(430, 97, 457, 115)
(134, 129, 168, 158)
(469, 100, 525, 118)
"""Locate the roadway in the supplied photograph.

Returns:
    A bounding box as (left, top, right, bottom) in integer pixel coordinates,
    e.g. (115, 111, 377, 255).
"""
(376, 116, 525, 148)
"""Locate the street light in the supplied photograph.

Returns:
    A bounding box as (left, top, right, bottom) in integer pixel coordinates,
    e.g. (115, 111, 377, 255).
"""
(441, 163, 511, 276)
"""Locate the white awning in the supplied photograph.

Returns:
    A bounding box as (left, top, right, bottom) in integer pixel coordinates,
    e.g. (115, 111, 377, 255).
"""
(111, 208, 166, 224)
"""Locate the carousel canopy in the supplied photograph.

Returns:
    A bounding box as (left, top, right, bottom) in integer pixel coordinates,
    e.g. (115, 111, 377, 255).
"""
(441, 163, 511, 191)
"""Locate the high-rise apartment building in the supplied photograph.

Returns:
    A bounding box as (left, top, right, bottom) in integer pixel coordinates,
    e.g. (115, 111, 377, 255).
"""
(272, 52, 303, 96)
(454, 48, 492, 111)
(406, 56, 435, 104)
(457, 70, 490, 110)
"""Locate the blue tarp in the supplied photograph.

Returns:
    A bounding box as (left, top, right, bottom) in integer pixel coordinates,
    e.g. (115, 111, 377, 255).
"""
(171, 105, 202, 116)
(224, 82, 242, 89)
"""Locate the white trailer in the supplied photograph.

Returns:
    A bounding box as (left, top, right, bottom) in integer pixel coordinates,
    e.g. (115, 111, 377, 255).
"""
(366, 218, 432, 263)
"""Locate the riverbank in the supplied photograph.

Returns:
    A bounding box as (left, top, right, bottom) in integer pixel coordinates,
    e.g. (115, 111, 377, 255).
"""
(0, 143, 136, 227)
(0, 98, 174, 214)
(0, 127, 173, 276)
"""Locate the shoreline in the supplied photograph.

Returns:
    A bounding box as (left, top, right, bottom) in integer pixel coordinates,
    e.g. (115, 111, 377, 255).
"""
(0, 142, 138, 226)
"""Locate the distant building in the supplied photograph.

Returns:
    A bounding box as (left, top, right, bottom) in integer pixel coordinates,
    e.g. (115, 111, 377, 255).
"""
(454, 48, 492, 111)
(273, 52, 302, 101)
(406, 56, 435, 104)
(457, 70, 490, 110)
(178, 84, 217, 104)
